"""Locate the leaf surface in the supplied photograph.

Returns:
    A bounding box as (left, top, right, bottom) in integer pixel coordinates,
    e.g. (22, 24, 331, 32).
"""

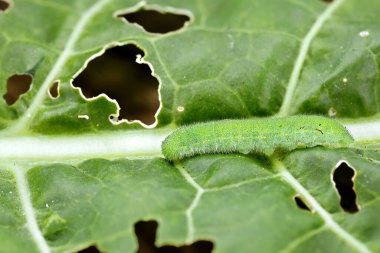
(0, 0, 379, 252)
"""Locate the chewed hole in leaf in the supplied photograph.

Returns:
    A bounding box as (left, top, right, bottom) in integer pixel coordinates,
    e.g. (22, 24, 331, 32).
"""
(72, 44, 160, 126)
(294, 195, 311, 212)
(0, 0, 10, 12)
(48, 81, 60, 99)
(3, 74, 33, 105)
(77, 245, 100, 253)
(135, 220, 214, 253)
(118, 8, 190, 34)
(321, 0, 334, 3)
(332, 161, 359, 213)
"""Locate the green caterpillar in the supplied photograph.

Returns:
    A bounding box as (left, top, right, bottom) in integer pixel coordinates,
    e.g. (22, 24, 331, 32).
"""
(161, 116, 354, 161)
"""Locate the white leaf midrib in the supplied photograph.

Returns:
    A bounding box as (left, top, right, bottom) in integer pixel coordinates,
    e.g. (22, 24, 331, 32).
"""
(0, 120, 379, 161)
(344, 120, 380, 143)
(9, 0, 112, 134)
(0, 129, 172, 161)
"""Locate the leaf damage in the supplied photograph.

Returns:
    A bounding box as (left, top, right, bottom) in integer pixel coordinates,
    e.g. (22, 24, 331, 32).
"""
(117, 4, 191, 34)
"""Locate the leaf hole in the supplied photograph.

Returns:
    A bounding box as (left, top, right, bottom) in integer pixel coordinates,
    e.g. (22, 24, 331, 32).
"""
(72, 44, 160, 126)
(135, 220, 214, 253)
(321, 0, 334, 3)
(3, 74, 33, 105)
(77, 245, 101, 253)
(294, 195, 311, 212)
(118, 7, 191, 34)
(332, 161, 359, 213)
(48, 81, 60, 99)
(0, 0, 10, 12)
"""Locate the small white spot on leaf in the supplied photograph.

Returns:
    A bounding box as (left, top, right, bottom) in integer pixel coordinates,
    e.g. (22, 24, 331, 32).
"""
(328, 107, 337, 117)
(109, 115, 119, 123)
(359, 30, 369, 37)
(227, 34, 235, 49)
(177, 106, 185, 112)
(136, 54, 143, 63)
(78, 115, 90, 120)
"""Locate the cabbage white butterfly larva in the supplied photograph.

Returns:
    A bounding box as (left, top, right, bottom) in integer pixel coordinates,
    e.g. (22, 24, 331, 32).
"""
(161, 116, 354, 161)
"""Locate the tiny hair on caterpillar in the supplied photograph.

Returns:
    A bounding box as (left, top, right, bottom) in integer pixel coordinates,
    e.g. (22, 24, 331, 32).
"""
(161, 115, 354, 161)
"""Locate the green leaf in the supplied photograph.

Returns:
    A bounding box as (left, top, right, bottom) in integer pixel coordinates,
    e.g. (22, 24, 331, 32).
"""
(0, 0, 379, 253)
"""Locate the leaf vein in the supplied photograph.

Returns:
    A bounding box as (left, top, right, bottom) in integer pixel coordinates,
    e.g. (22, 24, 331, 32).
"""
(280, 225, 326, 253)
(8, 0, 112, 134)
(13, 165, 51, 253)
(175, 163, 205, 244)
(277, 0, 345, 116)
(273, 158, 371, 253)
